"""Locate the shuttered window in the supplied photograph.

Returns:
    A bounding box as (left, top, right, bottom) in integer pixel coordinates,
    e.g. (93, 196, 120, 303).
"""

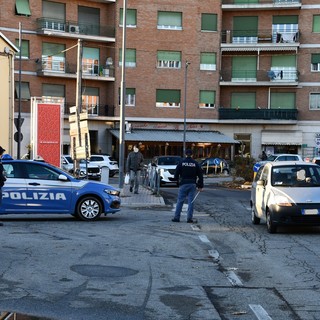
(156, 89, 181, 106)
(232, 56, 257, 79)
(15, 39, 29, 58)
(199, 91, 215, 107)
(313, 15, 320, 32)
(201, 14, 217, 32)
(120, 9, 137, 26)
(15, 0, 31, 16)
(233, 16, 258, 37)
(270, 93, 295, 109)
(158, 11, 182, 29)
(15, 82, 31, 100)
(119, 49, 136, 67)
(271, 55, 296, 67)
(231, 93, 256, 109)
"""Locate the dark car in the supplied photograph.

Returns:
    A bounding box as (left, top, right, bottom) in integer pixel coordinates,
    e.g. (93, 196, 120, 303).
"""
(199, 158, 229, 175)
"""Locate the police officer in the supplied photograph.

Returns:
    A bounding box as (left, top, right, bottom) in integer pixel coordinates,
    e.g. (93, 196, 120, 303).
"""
(172, 149, 203, 223)
(0, 146, 6, 227)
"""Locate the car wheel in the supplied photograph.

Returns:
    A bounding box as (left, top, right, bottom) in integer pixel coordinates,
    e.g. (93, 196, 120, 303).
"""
(76, 196, 102, 221)
(266, 209, 277, 234)
(251, 207, 260, 225)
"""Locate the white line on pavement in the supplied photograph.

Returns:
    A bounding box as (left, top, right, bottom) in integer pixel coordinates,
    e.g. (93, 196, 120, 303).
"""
(224, 270, 243, 287)
(198, 234, 210, 243)
(249, 304, 273, 320)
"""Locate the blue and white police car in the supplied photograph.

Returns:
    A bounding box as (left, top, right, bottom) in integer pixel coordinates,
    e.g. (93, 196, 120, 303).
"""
(0, 159, 121, 221)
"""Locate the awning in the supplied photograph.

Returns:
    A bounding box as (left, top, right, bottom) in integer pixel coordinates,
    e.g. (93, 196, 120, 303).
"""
(109, 129, 239, 144)
(221, 45, 297, 52)
(261, 130, 302, 145)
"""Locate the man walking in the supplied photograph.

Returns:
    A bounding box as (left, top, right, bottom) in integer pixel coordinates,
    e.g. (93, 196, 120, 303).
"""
(172, 149, 203, 223)
(126, 144, 144, 194)
(0, 146, 7, 227)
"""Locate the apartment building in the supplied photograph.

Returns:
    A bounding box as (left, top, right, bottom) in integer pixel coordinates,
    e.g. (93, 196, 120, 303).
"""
(1, 0, 320, 162)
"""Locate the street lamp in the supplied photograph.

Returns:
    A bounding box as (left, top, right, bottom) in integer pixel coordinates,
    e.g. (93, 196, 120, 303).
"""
(183, 61, 190, 156)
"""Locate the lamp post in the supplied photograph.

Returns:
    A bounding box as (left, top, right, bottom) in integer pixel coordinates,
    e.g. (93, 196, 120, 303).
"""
(183, 61, 190, 156)
(119, 0, 127, 190)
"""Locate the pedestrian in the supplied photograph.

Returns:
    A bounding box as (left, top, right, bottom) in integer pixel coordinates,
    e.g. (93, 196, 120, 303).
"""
(172, 149, 204, 223)
(126, 144, 144, 194)
(0, 146, 7, 227)
(261, 150, 267, 161)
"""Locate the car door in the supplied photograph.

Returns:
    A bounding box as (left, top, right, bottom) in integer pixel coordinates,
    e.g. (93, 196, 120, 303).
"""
(0, 162, 28, 212)
(24, 162, 73, 213)
(252, 165, 269, 218)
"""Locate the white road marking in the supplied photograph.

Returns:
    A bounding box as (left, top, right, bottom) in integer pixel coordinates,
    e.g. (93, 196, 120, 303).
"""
(198, 234, 210, 243)
(249, 304, 273, 320)
(191, 225, 200, 231)
(224, 270, 243, 286)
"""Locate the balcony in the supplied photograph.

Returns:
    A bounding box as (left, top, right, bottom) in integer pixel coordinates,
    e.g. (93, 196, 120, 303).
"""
(221, 29, 300, 51)
(64, 104, 115, 117)
(220, 69, 299, 86)
(36, 18, 115, 42)
(37, 58, 115, 81)
(221, 0, 301, 10)
(219, 108, 298, 120)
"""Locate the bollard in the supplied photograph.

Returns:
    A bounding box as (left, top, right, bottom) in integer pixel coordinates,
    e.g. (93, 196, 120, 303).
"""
(101, 166, 109, 184)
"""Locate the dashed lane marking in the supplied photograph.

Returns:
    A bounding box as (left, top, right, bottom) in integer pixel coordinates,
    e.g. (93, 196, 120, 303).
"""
(208, 249, 220, 262)
(224, 270, 243, 287)
(198, 234, 210, 243)
(249, 304, 273, 320)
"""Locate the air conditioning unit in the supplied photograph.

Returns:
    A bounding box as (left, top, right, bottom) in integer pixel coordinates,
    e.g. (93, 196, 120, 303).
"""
(69, 25, 79, 33)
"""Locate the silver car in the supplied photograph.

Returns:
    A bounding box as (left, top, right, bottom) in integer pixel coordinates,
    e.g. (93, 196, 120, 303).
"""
(251, 161, 320, 233)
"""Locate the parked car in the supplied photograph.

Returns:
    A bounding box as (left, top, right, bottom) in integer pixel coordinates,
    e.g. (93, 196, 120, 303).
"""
(1, 159, 120, 221)
(149, 155, 181, 185)
(199, 157, 229, 175)
(89, 155, 119, 177)
(258, 153, 303, 166)
(251, 161, 320, 233)
(61, 155, 101, 181)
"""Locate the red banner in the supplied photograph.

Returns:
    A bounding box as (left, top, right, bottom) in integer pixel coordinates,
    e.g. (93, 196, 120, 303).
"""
(36, 103, 61, 167)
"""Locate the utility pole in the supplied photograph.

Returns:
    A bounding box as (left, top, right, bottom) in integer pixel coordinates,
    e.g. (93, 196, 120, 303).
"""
(119, 0, 127, 190)
(17, 22, 22, 159)
(183, 61, 190, 156)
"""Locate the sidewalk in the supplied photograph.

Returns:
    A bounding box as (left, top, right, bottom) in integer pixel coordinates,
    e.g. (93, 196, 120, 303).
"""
(114, 175, 233, 208)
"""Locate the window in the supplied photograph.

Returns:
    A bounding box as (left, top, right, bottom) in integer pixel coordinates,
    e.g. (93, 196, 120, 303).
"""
(157, 51, 181, 69)
(199, 91, 215, 108)
(201, 13, 217, 32)
(270, 55, 297, 81)
(42, 84, 65, 104)
(120, 8, 137, 27)
(126, 88, 136, 106)
(157, 11, 182, 30)
(15, 0, 31, 16)
(231, 93, 256, 109)
(82, 47, 100, 75)
(313, 15, 320, 32)
(78, 6, 100, 36)
(42, 1, 66, 31)
(272, 15, 298, 43)
(82, 87, 99, 115)
(119, 49, 136, 67)
(118, 88, 136, 106)
(15, 82, 31, 100)
(15, 39, 29, 59)
(232, 56, 257, 81)
(200, 52, 216, 71)
(156, 89, 180, 107)
(311, 54, 320, 71)
(42, 42, 65, 72)
(270, 92, 295, 109)
(233, 16, 258, 43)
(310, 93, 320, 110)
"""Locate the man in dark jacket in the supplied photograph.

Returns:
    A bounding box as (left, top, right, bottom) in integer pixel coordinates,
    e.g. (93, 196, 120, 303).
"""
(0, 146, 6, 226)
(126, 144, 144, 194)
(172, 149, 203, 223)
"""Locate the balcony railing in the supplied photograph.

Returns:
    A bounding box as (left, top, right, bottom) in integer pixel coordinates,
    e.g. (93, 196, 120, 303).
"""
(219, 108, 298, 120)
(222, 29, 299, 44)
(222, 0, 301, 5)
(37, 58, 115, 78)
(36, 18, 115, 38)
(220, 69, 299, 82)
(64, 104, 115, 117)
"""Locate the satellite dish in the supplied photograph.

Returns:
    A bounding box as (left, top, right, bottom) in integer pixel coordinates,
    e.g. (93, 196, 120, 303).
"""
(106, 57, 113, 66)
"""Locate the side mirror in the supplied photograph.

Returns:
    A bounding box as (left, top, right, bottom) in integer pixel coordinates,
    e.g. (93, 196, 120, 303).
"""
(257, 180, 265, 186)
(58, 174, 68, 181)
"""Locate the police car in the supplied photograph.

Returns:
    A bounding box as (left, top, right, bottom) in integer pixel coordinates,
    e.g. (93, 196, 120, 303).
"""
(0, 159, 121, 221)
